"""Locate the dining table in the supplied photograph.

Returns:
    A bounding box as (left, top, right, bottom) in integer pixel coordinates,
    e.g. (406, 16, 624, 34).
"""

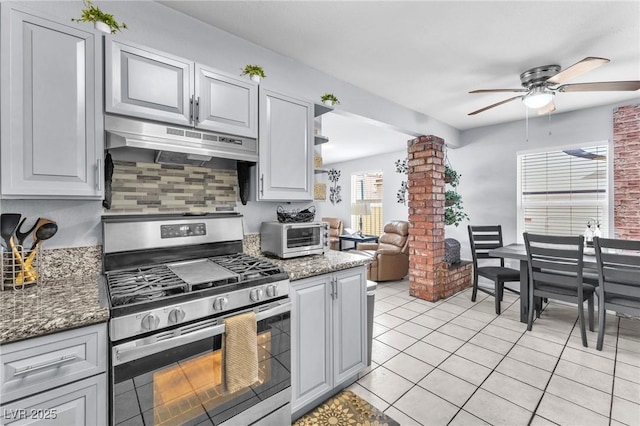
(488, 243, 599, 323)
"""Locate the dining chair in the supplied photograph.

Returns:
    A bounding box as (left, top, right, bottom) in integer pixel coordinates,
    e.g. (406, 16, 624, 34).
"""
(523, 233, 595, 347)
(593, 237, 640, 350)
(468, 225, 520, 314)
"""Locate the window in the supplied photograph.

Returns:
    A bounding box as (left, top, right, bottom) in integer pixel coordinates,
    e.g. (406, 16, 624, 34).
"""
(351, 171, 383, 235)
(517, 143, 609, 238)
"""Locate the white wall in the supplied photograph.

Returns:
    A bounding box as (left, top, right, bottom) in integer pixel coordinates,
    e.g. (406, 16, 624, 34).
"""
(1, 1, 459, 247)
(317, 148, 410, 230)
(448, 100, 638, 261)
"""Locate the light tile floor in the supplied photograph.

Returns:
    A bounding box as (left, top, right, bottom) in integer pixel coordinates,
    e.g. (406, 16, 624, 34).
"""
(348, 279, 640, 426)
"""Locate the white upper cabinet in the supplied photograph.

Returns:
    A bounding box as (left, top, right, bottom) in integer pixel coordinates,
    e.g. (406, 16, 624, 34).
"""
(258, 88, 314, 201)
(105, 40, 257, 138)
(105, 40, 193, 126)
(195, 65, 257, 137)
(0, 4, 103, 199)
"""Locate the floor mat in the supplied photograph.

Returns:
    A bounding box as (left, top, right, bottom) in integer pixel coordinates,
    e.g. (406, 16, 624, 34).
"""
(293, 390, 400, 425)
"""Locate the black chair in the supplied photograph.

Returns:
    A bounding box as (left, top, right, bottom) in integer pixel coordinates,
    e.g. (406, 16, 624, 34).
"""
(593, 237, 640, 350)
(523, 233, 595, 347)
(468, 225, 520, 314)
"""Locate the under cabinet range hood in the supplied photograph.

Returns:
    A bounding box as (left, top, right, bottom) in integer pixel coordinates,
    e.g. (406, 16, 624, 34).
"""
(104, 115, 258, 163)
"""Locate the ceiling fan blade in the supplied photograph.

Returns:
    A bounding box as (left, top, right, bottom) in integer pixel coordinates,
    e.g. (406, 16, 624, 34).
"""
(469, 89, 527, 94)
(468, 95, 523, 116)
(546, 57, 610, 85)
(558, 81, 640, 92)
(538, 100, 556, 115)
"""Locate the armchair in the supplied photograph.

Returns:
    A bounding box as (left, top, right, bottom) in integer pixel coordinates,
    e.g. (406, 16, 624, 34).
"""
(356, 221, 409, 282)
(321, 217, 343, 251)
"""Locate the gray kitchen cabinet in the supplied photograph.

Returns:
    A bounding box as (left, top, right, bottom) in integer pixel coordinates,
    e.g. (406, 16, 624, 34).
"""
(291, 266, 367, 415)
(0, 323, 107, 426)
(0, 4, 103, 199)
(0, 375, 106, 426)
(257, 88, 314, 201)
(106, 40, 258, 138)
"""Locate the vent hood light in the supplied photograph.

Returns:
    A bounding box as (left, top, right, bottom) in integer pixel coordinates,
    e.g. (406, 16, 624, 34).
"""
(155, 151, 212, 167)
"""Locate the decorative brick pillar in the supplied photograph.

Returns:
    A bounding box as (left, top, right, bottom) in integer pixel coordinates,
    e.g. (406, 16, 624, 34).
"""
(407, 135, 446, 301)
(613, 104, 640, 240)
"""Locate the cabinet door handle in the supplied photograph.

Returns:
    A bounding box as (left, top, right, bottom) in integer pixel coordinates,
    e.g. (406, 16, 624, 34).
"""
(13, 354, 78, 377)
(96, 158, 102, 192)
(195, 96, 200, 123)
(260, 174, 264, 195)
(189, 96, 194, 123)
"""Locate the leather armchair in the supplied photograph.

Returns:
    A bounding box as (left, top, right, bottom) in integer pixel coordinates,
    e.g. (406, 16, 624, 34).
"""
(356, 221, 409, 282)
(322, 217, 343, 251)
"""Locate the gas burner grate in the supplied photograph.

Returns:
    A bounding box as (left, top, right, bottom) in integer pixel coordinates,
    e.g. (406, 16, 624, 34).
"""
(209, 254, 285, 280)
(107, 265, 187, 306)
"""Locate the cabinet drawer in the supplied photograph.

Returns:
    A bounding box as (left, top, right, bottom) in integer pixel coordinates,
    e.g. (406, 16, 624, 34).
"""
(0, 373, 106, 426)
(0, 324, 106, 404)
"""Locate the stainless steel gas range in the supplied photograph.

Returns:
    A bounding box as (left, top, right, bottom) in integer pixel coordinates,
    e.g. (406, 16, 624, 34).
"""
(101, 213, 291, 426)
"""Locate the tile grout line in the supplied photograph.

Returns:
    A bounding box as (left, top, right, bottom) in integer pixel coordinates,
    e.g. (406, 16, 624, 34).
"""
(371, 290, 527, 424)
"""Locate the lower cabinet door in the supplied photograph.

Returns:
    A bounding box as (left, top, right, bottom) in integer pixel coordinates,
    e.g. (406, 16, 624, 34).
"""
(290, 275, 332, 412)
(0, 374, 106, 426)
(333, 267, 367, 385)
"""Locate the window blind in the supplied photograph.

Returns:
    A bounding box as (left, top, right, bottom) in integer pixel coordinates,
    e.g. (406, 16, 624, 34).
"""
(519, 145, 608, 237)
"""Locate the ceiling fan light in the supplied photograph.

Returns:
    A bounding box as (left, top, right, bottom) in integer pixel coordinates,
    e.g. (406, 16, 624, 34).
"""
(523, 89, 554, 109)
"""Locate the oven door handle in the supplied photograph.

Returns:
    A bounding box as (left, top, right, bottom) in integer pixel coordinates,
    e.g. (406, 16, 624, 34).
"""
(113, 301, 291, 366)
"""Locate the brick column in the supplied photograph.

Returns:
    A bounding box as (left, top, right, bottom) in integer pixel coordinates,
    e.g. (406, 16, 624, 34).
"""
(613, 104, 640, 240)
(407, 135, 446, 301)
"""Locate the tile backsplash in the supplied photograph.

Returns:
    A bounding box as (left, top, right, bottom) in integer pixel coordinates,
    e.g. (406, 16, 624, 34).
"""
(107, 160, 238, 213)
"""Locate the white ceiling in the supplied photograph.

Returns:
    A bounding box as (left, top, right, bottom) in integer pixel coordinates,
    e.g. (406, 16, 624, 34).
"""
(162, 1, 640, 163)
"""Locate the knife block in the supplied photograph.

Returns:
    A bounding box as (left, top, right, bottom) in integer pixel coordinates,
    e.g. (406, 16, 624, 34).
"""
(1, 245, 40, 290)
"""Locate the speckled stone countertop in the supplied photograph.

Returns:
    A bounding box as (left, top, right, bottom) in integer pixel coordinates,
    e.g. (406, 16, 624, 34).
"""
(1, 237, 369, 345)
(243, 234, 371, 280)
(0, 246, 108, 345)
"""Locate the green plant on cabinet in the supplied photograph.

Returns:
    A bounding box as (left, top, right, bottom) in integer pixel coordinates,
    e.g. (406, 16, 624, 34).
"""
(241, 64, 266, 82)
(320, 93, 340, 106)
(72, 0, 127, 34)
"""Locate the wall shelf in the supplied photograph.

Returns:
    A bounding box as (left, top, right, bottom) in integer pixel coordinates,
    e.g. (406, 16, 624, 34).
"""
(314, 135, 330, 145)
(314, 103, 333, 117)
(314, 168, 329, 174)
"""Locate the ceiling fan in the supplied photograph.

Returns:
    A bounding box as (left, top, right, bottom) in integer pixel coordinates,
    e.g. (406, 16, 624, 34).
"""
(468, 57, 640, 116)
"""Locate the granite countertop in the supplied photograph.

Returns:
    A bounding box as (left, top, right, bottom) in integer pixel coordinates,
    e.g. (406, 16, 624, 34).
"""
(0, 246, 108, 345)
(0, 277, 109, 345)
(243, 234, 371, 281)
(0, 237, 369, 345)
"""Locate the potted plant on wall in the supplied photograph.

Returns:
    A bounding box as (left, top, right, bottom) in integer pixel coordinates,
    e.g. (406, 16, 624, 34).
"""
(321, 93, 340, 106)
(72, 0, 127, 34)
(241, 65, 266, 83)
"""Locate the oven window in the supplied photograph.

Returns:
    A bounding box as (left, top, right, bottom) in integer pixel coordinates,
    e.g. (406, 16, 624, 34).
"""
(286, 226, 321, 249)
(113, 312, 290, 426)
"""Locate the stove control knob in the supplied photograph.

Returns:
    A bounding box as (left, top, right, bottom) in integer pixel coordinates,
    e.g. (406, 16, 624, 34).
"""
(141, 313, 160, 331)
(250, 288, 264, 302)
(266, 285, 278, 298)
(213, 297, 228, 311)
(168, 307, 186, 324)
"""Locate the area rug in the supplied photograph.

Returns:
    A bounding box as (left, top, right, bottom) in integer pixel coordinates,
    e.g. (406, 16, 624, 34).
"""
(293, 390, 400, 426)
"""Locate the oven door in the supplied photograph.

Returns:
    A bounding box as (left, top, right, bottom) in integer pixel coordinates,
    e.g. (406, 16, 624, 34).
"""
(284, 223, 325, 254)
(111, 300, 291, 426)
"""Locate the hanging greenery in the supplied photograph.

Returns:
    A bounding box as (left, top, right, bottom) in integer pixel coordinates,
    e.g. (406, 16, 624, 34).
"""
(444, 163, 468, 226)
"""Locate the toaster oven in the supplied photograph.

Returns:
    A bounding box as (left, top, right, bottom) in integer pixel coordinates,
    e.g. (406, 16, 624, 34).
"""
(260, 221, 329, 258)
